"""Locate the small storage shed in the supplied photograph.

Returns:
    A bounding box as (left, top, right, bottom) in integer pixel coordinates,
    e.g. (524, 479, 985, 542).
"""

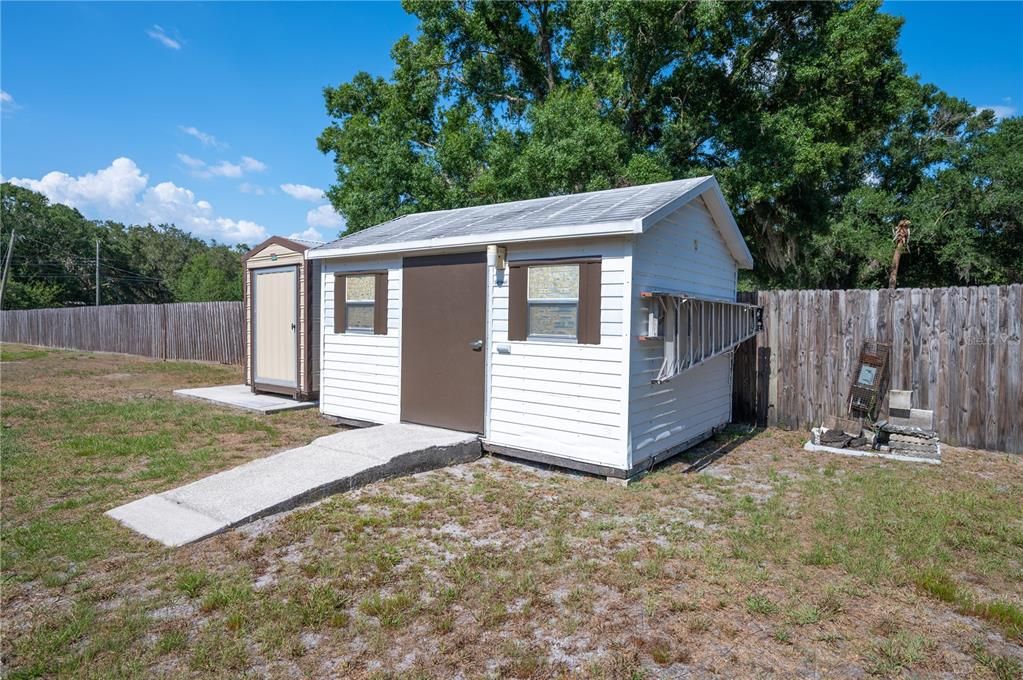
(307, 177, 757, 480)
(242, 236, 322, 401)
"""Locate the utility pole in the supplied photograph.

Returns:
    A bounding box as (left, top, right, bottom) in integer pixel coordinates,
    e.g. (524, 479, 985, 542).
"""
(0, 230, 15, 310)
(95, 238, 100, 306)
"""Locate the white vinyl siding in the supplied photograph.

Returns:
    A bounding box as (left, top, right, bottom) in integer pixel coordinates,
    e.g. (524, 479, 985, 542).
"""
(320, 257, 402, 424)
(486, 238, 632, 470)
(629, 196, 739, 466)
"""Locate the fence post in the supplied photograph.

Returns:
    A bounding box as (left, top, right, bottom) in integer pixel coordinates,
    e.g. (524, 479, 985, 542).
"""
(756, 346, 771, 428)
(161, 304, 168, 361)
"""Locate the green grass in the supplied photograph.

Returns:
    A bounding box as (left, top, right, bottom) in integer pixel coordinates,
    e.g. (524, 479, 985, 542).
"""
(745, 594, 778, 616)
(972, 642, 1023, 680)
(915, 567, 1023, 639)
(0, 346, 49, 362)
(868, 631, 931, 676)
(358, 590, 418, 628)
(2, 345, 1021, 677)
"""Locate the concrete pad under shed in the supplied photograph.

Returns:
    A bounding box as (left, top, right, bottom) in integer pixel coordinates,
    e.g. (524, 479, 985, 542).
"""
(105, 423, 481, 547)
(173, 384, 316, 414)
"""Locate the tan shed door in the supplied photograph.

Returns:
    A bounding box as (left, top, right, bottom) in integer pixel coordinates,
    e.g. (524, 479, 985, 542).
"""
(254, 266, 298, 388)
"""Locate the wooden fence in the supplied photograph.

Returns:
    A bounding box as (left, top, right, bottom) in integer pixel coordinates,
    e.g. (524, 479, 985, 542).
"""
(0, 302, 244, 364)
(732, 284, 1023, 454)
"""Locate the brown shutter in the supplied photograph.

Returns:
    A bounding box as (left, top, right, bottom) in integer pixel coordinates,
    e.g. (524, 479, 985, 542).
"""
(577, 260, 602, 345)
(373, 272, 388, 335)
(333, 273, 346, 333)
(508, 263, 527, 341)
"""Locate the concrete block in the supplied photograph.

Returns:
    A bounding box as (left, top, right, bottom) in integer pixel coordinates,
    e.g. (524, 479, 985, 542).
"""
(909, 409, 934, 431)
(888, 390, 913, 411)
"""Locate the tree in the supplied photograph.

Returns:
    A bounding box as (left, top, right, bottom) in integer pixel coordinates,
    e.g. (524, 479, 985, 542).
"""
(813, 85, 1021, 289)
(1, 183, 101, 308)
(173, 248, 244, 302)
(1, 183, 248, 308)
(319, 1, 914, 284)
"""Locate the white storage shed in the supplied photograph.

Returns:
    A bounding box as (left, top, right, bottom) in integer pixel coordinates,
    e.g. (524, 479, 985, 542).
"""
(307, 177, 757, 481)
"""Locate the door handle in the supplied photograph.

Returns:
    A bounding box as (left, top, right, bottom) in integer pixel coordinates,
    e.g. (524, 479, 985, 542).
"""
(291, 322, 296, 331)
(470, 339, 483, 351)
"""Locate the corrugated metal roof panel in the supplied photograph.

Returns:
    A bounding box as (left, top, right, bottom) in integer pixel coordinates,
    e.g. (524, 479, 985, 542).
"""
(313, 177, 711, 252)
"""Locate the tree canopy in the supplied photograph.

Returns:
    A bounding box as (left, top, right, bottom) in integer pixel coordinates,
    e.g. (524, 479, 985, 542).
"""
(318, 0, 1021, 289)
(1, 183, 246, 309)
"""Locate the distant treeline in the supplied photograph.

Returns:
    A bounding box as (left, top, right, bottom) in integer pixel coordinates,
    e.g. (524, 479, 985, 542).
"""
(1, 183, 247, 310)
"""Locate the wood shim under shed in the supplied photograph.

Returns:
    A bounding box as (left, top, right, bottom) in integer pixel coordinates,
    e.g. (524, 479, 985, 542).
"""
(803, 440, 941, 465)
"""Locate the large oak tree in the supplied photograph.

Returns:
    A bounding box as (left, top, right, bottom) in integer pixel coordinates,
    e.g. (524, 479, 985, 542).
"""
(318, 0, 1021, 288)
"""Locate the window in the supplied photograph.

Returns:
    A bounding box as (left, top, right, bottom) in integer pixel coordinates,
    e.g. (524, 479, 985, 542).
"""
(345, 274, 376, 332)
(527, 264, 579, 339)
(508, 258, 601, 345)
(333, 272, 388, 335)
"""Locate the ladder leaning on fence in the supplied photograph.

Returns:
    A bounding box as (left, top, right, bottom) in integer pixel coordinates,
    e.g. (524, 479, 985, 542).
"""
(639, 291, 762, 384)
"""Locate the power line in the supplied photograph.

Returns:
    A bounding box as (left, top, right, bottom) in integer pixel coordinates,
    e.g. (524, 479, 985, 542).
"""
(10, 234, 169, 284)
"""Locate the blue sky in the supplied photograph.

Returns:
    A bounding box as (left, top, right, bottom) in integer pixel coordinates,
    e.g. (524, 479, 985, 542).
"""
(2, 1, 1020, 247)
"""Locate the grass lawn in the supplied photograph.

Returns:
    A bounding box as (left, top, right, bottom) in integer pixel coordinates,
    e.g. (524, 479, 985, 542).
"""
(1, 343, 1021, 678)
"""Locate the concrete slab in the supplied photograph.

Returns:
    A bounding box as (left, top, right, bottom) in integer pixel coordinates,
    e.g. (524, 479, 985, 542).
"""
(105, 423, 480, 547)
(173, 384, 316, 414)
(803, 440, 940, 465)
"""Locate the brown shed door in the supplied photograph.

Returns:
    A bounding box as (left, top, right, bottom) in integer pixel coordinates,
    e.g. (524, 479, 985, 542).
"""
(401, 252, 487, 433)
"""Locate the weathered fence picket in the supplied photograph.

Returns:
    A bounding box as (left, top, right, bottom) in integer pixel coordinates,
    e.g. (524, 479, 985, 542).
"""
(0, 302, 244, 364)
(732, 284, 1023, 454)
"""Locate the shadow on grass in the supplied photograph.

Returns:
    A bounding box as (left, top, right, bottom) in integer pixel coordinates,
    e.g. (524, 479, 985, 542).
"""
(668, 424, 762, 474)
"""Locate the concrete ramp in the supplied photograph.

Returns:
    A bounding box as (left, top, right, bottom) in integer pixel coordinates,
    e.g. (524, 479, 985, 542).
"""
(107, 424, 480, 546)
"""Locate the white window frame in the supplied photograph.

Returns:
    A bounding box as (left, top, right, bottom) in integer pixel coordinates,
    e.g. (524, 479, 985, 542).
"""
(526, 264, 580, 342)
(344, 274, 375, 334)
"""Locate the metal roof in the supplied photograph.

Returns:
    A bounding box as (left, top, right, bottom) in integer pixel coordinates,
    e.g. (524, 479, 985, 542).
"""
(315, 178, 710, 250)
(308, 176, 754, 269)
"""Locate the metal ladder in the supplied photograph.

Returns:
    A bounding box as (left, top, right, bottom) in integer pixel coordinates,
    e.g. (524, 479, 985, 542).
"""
(639, 291, 762, 384)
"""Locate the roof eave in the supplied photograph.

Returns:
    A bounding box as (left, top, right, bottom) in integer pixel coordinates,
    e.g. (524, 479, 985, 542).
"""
(306, 221, 637, 260)
(241, 235, 314, 262)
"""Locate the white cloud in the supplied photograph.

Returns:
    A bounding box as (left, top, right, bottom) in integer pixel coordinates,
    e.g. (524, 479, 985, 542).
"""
(287, 227, 325, 242)
(178, 125, 224, 149)
(239, 182, 265, 195)
(207, 161, 243, 178)
(139, 182, 265, 242)
(240, 156, 267, 173)
(176, 153, 206, 169)
(0, 90, 19, 113)
(280, 183, 325, 202)
(9, 157, 148, 210)
(306, 203, 346, 231)
(179, 154, 268, 179)
(147, 25, 181, 50)
(8, 158, 267, 245)
(978, 104, 1017, 120)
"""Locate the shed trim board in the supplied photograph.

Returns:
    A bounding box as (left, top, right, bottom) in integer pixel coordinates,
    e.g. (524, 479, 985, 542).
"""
(314, 178, 750, 475)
